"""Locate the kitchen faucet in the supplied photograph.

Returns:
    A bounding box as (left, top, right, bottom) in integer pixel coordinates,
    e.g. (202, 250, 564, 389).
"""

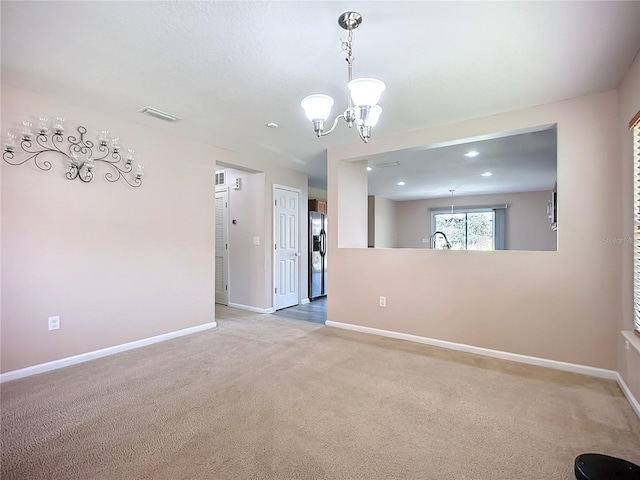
(430, 231, 452, 249)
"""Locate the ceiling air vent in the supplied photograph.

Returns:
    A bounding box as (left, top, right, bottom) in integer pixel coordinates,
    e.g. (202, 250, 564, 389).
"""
(138, 106, 181, 122)
(375, 161, 400, 168)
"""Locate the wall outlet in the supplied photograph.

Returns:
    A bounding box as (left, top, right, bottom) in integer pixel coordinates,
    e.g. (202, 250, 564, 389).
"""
(379, 296, 386, 307)
(48, 315, 60, 331)
(253, 236, 260, 246)
(422, 238, 430, 244)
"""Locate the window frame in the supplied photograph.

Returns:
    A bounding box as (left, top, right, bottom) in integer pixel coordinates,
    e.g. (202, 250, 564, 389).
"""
(430, 206, 503, 250)
(632, 113, 640, 335)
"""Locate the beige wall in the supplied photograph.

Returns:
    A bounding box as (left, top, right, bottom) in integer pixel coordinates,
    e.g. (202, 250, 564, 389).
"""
(395, 191, 557, 251)
(1, 84, 308, 373)
(374, 196, 399, 248)
(337, 160, 368, 248)
(328, 90, 620, 369)
(1, 85, 217, 372)
(617, 51, 640, 401)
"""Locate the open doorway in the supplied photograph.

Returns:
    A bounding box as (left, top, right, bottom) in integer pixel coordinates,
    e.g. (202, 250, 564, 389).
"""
(215, 163, 270, 312)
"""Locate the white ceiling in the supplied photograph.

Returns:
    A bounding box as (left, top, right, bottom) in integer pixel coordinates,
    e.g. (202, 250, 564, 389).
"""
(2, 1, 639, 188)
(364, 126, 557, 201)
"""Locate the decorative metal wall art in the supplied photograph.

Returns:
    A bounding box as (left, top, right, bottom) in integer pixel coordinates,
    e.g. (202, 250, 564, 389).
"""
(3, 118, 144, 187)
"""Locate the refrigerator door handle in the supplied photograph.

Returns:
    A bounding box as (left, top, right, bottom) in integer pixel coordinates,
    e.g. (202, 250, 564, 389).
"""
(320, 231, 326, 257)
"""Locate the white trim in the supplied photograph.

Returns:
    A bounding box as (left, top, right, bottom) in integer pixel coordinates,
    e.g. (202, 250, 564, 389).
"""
(0, 322, 217, 384)
(272, 184, 302, 193)
(616, 372, 640, 420)
(301, 298, 310, 305)
(622, 330, 640, 354)
(228, 302, 273, 314)
(325, 321, 617, 380)
(328, 318, 640, 420)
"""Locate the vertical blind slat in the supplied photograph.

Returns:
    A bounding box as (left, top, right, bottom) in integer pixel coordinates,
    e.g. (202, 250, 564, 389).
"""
(634, 125, 640, 332)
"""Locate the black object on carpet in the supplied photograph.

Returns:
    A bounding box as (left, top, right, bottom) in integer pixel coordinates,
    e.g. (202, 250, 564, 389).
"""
(575, 453, 640, 480)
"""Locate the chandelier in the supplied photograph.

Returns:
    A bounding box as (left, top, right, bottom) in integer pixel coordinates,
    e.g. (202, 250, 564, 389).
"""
(300, 11, 386, 143)
(444, 189, 464, 225)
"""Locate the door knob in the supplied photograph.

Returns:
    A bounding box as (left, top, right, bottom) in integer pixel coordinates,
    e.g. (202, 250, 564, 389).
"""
(295, 252, 301, 256)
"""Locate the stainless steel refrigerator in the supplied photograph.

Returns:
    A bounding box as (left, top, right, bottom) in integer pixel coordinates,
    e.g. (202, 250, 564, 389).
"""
(309, 212, 327, 299)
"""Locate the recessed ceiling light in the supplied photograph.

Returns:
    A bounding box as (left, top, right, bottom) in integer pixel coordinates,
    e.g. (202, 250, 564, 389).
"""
(366, 167, 372, 171)
(481, 172, 493, 177)
(266, 122, 279, 128)
(465, 150, 479, 157)
(397, 181, 406, 186)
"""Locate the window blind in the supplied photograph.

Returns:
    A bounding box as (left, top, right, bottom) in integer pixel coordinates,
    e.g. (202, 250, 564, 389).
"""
(633, 120, 640, 334)
(493, 207, 506, 250)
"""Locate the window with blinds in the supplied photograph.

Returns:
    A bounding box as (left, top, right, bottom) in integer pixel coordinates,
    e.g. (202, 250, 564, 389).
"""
(633, 114, 640, 334)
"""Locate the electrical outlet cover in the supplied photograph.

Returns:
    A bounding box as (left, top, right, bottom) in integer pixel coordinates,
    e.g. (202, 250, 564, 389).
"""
(48, 315, 60, 330)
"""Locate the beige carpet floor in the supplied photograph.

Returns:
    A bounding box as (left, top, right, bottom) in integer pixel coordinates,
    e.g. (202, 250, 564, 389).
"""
(1, 306, 639, 479)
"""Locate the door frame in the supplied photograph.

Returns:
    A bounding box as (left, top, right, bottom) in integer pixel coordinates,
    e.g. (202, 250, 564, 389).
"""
(272, 184, 302, 311)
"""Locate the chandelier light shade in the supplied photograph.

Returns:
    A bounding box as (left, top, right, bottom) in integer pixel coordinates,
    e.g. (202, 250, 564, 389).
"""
(356, 105, 383, 128)
(300, 11, 386, 143)
(347, 78, 386, 108)
(300, 94, 335, 122)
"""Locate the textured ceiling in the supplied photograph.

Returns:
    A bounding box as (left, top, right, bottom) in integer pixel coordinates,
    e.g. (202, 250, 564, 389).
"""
(1, 1, 639, 188)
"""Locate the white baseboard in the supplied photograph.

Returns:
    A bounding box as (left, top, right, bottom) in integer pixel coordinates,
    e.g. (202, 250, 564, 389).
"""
(325, 321, 618, 380)
(616, 372, 640, 420)
(228, 302, 273, 314)
(325, 321, 640, 419)
(0, 321, 217, 384)
(228, 302, 309, 314)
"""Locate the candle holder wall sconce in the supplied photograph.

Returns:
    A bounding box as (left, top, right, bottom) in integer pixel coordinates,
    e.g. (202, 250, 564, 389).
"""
(2, 118, 144, 188)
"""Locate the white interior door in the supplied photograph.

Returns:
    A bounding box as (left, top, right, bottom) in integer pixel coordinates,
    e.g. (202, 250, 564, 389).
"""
(215, 190, 229, 305)
(274, 186, 300, 310)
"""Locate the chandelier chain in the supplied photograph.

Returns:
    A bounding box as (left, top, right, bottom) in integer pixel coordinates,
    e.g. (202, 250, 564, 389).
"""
(342, 30, 355, 109)
(341, 29, 355, 66)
